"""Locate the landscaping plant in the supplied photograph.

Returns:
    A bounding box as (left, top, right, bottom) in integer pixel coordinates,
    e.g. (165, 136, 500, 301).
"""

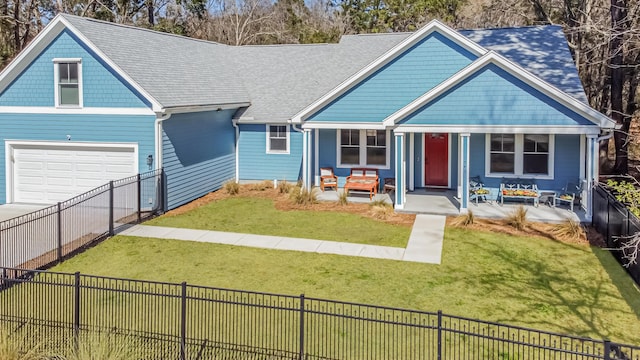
(505, 205, 528, 231)
(0, 327, 44, 360)
(223, 180, 240, 195)
(289, 186, 318, 206)
(451, 210, 474, 226)
(277, 180, 292, 194)
(551, 219, 585, 242)
(337, 190, 349, 205)
(62, 333, 136, 360)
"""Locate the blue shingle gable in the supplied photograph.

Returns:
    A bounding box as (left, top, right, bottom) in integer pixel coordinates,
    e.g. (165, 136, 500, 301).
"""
(307, 32, 478, 123)
(399, 63, 594, 126)
(0, 30, 150, 108)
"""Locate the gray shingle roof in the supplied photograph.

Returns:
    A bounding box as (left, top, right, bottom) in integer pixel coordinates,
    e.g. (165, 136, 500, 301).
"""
(62, 14, 250, 109)
(59, 15, 588, 119)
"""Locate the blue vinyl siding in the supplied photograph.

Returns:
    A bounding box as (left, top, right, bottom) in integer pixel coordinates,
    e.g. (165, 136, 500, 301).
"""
(0, 30, 149, 108)
(162, 110, 236, 210)
(468, 133, 581, 190)
(400, 64, 594, 126)
(0, 112, 155, 204)
(308, 32, 476, 123)
(238, 124, 302, 181)
(317, 129, 394, 187)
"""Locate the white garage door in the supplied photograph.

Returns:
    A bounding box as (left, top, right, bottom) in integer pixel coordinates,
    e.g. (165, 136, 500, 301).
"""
(11, 144, 137, 204)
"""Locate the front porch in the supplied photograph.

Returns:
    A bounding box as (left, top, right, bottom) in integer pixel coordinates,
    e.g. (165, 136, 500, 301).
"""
(315, 188, 585, 223)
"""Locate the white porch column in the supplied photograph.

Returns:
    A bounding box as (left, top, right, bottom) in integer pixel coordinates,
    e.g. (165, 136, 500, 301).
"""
(409, 133, 415, 191)
(585, 134, 598, 221)
(460, 133, 471, 213)
(395, 133, 406, 209)
(302, 129, 312, 189)
(314, 129, 320, 186)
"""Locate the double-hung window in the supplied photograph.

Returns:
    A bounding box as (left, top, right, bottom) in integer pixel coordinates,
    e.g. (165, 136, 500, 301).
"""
(54, 59, 82, 107)
(266, 125, 289, 153)
(486, 134, 553, 178)
(338, 129, 390, 168)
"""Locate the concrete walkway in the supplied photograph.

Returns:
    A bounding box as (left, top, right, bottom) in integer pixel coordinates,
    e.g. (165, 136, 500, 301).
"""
(119, 214, 445, 264)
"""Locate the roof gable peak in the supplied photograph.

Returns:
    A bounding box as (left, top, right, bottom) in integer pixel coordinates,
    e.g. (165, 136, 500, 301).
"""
(292, 20, 488, 123)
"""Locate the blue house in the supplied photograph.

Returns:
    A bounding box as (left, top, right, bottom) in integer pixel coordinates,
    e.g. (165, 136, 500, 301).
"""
(0, 15, 615, 219)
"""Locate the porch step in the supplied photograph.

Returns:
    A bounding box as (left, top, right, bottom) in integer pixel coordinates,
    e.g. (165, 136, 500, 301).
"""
(403, 214, 445, 264)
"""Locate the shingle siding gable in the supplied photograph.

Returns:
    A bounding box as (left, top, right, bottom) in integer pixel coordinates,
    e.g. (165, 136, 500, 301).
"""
(307, 32, 477, 123)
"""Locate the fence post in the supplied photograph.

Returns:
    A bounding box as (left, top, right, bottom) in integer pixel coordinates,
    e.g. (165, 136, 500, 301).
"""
(57, 202, 62, 261)
(161, 168, 167, 213)
(299, 294, 305, 360)
(437, 310, 442, 360)
(180, 282, 187, 360)
(109, 181, 114, 236)
(137, 174, 142, 223)
(604, 340, 611, 360)
(74, 272, 81, 351)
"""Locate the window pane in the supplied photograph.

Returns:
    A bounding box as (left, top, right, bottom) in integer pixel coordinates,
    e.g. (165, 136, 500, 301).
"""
(366, 147, 386, 165)
(340, 130, 350, 145)
(376, 131, 386, 146)
(523, 154, 548, 174)
(68, 63, 78, 81)
(490, 153, 514, 173)
(270, 138, 287, 151)
(59, 64, 69, 83)
(502, 134, 515, 152)
(490, 135, 502, 151)
(523, 137, 536, 152)
(341, 147, 360, 165)
(350, 130, 359, 145)
(59, 84, 79, 105)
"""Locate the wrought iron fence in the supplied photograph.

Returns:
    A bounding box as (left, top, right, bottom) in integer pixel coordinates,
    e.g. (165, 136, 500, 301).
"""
(0, 169, 164, 271)
(592, 183, 640, 285)
(0, 267, 637, 360)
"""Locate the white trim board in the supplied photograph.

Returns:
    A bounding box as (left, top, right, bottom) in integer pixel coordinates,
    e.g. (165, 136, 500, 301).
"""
(0, 106, 156, 116)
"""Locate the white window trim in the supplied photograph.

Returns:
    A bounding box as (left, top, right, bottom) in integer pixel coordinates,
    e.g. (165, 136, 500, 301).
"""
(336, 129, 391, 169)
(485, 133, 554, 179)
(265, 124, 290, 154)
(53, 58, 83, 108)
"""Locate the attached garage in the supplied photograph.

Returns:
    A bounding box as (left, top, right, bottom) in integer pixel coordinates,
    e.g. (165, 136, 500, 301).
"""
(6, 142, 137, 204)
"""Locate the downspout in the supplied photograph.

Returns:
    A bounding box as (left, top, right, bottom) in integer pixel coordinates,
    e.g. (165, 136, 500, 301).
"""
(155, 112, 172, 170)
(597, 130, 613, 142)
(291, 122, 307, 188)
(232, 119, 240, 182)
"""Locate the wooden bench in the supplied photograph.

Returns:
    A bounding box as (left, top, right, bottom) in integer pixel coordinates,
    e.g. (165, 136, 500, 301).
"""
(344, 168, 379, 200)
(500, 178, 540, 207)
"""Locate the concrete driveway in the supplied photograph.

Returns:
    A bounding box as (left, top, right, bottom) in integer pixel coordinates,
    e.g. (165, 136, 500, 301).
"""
(0, 203, 51, 222)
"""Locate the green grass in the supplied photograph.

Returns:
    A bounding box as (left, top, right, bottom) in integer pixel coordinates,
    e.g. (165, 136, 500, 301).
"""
(51, 227, 640, 345)
(146, 197, 411, 247)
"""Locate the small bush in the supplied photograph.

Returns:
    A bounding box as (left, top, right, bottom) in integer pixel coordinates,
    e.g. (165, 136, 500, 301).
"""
(63, 333, 136, 360)
(223, 180, 239, 195)
(277, 180, 292, 194)
(551, 219, 585, 241)
(369, 200, 393, 219)
(452, 210, 474, 226)
(249, 180, 273, 191)
(290, 186, 318, 205)
(505, 206, 528, 231)
(337, 191, 349, 205)
(0, 326, 44, 360)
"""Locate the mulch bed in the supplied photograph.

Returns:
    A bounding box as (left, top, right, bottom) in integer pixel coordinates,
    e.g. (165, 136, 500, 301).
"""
(166, 182, 606, 247)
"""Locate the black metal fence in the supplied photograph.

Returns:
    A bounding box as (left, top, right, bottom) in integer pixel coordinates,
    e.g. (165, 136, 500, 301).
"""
(592, 183, 640, 285)
(0, 267, 637, 360)
(0, 169, 164, 271)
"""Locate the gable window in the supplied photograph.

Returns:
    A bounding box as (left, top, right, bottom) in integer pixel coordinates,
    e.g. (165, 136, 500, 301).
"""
(54, 59, 82, 107)
(337, 129, 390, 168)
(266, 125, 289, 153)
(486, 134, 554, 178)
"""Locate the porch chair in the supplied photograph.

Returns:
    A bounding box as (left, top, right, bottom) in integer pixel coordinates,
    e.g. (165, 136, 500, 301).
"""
(553, 181, 582, 211)
(320, 167, 338, 191)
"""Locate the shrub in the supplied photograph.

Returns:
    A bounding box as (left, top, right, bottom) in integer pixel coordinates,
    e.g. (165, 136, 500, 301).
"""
(452, 210, 474, 226)
(0, 326, 44, 360)
(337, 191, 349, 205)
(277, 180, 292, 194)
(63, 333, 136, 360)
(290, 186, 318, 205)
(551, 219, 585, 241)
(223, 180, 239, 195)
(249, 180, 273, 191)
(505, 206, 528, 231)
(369, 200, 393, 219)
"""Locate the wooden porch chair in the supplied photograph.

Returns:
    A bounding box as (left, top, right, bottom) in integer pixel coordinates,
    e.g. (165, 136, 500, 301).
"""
(320, 167, 338, 191)
(553, 181, 582, 211)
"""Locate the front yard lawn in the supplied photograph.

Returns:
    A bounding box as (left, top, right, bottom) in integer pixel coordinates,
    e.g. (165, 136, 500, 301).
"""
(53, 226, 640, 345)
(146, 196, 412, 248)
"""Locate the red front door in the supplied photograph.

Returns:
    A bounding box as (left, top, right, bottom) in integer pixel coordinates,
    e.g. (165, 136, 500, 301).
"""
(424, 133, 448, 187)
